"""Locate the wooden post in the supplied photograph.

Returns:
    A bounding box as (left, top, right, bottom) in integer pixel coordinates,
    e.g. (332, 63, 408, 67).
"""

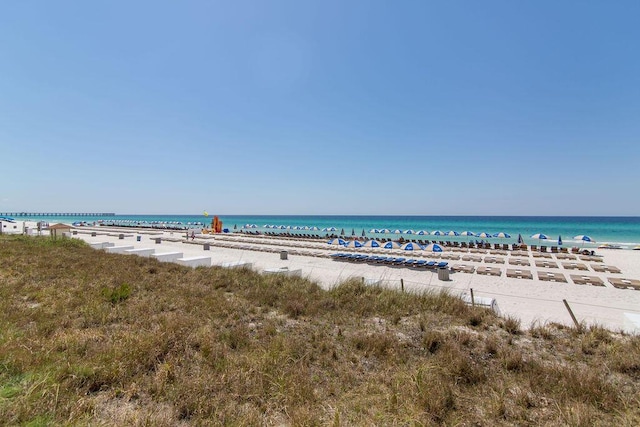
(401, 278, 404, 292)
(563, 299, 581, 330)
(470, 288, 475, 307)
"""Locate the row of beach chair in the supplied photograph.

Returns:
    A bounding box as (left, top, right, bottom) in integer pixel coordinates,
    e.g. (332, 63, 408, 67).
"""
(331, 253, 449, 269)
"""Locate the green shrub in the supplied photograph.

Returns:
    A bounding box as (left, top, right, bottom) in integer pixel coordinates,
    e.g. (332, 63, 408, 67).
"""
(102, 283, 131, 304)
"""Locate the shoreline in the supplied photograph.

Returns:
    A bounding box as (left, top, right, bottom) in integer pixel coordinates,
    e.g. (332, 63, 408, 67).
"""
(49, 223, 640, 334)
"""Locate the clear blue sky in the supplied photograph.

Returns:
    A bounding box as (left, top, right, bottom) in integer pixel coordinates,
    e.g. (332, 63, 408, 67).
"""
(1, 1, 639, 215)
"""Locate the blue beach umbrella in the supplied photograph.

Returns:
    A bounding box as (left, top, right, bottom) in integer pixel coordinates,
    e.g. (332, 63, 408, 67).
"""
(393, 229, 403, 234)
(558, 235, 563, 246)
(327, 238, 346, 246)
(383, 241, 402, 249)
(362, 240, 381, 248)
(404, 229, 415, 234)
(573, 235, 594, 247)
(369, 229, 379, 233)
(401, 242, 423, 251)
(417, 230, 429, 235)
(379, 229, 391, 234)
(493, 232, 511, 239)
(459, 231, 475, 237)
(423, 243, 444, 252)
(530, 233, 549, 240)
(531, 233, 549, 246)
(345, 240, 363, 248)
(446, 231, 460, 236)
(432, 230, 444, 236)
(477, 232, 492, 239)
(517, 234, 524, 244)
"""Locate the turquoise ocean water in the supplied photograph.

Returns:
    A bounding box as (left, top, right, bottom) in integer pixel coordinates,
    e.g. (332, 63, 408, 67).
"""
(12, 214, 640, 249)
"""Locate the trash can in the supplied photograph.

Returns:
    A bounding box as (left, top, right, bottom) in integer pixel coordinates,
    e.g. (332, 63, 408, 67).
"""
(119, 234, 124, 240)
(136, 236, 141, 242)
(203, 243, 210, 250)
(91, 232, 97, 237)
(438, 268, 450, 281)
(73, 230, 78, 235)
(155, 238, 162, 244)
(280, 250, 288, 260)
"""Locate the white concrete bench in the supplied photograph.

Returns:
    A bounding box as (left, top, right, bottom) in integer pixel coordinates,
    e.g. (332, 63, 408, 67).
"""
(89, 242, 115, 250)
(262, 267, 302, 277)
(151, 252, 184, 263)
(105, 245, 135, 254)
(220, 261, 253, 269)
(124, 248, 155, 257)
(177, 256, 211, 268)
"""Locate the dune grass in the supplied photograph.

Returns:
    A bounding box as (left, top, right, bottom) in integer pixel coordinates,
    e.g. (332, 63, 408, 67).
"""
(1, 235, 639, 425)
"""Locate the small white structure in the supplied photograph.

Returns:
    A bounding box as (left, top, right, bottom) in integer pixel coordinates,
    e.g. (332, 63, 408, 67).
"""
(90, 242, 115, 250)
(263, 267, 302, 277)
(623, 313, 640, 334)
(461, 293, 500, 314)
(177, 256, 211, 268)
(105, 245, 135, 254)
(49, 223, 73, 239)
(124, 248, 155, 257)
(220, 261, 253, 269)
(151, 252, 184, 263)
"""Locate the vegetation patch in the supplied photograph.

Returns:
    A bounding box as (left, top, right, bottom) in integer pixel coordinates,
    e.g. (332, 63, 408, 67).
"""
(0, 235, 639, 425)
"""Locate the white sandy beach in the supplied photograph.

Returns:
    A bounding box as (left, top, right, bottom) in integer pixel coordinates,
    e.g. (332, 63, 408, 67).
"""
(13, 221, 640, 334)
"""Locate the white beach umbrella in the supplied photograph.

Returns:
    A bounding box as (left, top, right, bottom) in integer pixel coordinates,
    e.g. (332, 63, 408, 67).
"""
(431, 230, 444, 236)
(404, 229, 415, 235)
(417, 230, 429, 235)
(369, 229, 379, 233)
(477, 232, 492, 239)
(345, 240, 363, 248)
(493, 232, 511, 239)
(379, 229, 391, 234)
(446, 231, 460, 236)
(393, 229, 403, 234)
(383, 241, 402, 249)
(327, 238, 346, 246)
(530, 233, 549, 240)
(362, 240, 381, 248)
(401, 242, 423, 251)
(459, 231, 475, 236)
(423, 243, 444, 252)
(573, 235, 594, 247)
(531, 233, 549, 246)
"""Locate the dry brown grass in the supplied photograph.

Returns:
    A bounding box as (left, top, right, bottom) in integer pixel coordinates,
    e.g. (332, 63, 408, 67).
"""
(1, 235, 640, 425)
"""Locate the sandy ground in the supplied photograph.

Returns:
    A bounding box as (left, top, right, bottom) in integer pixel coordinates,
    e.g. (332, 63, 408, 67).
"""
(15, 221, 640, 334)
